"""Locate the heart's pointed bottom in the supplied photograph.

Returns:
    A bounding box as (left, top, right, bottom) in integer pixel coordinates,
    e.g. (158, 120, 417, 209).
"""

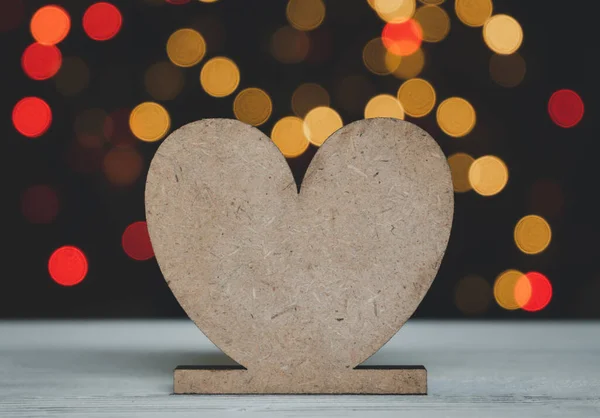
(173, 365, 427, 395)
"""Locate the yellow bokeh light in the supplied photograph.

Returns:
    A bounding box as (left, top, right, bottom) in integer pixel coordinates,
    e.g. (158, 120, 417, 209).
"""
(129, 102, 171, 142)
(271, 116, 310, 158)
(489, 53, 526, 88)
(447, 152, 474, 193)
(364, 94, 405, 120)
(494, 269, 525, 310)
(397, 78, 436, 117)
(292, 83, 330, 118)
(144, 61, 184, 101)
(233, 88, 272, 127)
(436, 97, 476, 137)
(372, 0, 416, 23)
(200, 57, 240, 98)
(286, 0, 326, 31)
(514, 215, 552, 255)
(414, 5, 450, 43)
(514, 274, 533, 309)
(166, 28, 206, 68)
(454, 275, 491, 315)
(468, 155, 508, 196)
(455, 0, 493, 27)
(391, 48, 425, 79)
(420, 0, 444, 4)
(270, 26, 310, 64)
(363, 38, 401, 75)
(483, 14, 523, 55)
(199, 0, 220, 3)
(303, 106, 343, 147)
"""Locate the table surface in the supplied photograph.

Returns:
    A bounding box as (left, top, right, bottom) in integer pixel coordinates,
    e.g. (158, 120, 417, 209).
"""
(0, 320, 598, 417)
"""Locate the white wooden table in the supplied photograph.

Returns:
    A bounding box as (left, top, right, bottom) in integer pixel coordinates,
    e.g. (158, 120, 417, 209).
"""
(0, 320, 598, 417)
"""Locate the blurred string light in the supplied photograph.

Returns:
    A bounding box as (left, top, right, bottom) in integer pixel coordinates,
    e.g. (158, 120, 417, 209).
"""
(468, 155, 508, 196)
(271, 116, 310, 158)
(30, 5, 70, 45)
(167, 28, 206, 67)
(103, 147, 143, 186)
(489, 53, 526, 88)
(286, 0, 325, 31)
(48, 246, 88, 287)
(13, 97, 52, 138)
(436, 97, 476, 137)
(54, 57, 90, 96)
(292, 83, 330, 117)
(382, 19, 423, 56)
(447, 152, 474, 193)
(233, 88, 273, 127)
(494, 269, 525, 310)
(514, 215, 552, 255)
(515, 272, 552, 312)
(144, 61, 185, 101)
(483, 14, 523, 55)
(200, 57, 240, 97)
(83, 2, 122, 41)
(122, 221, 154, 261)
(369, 0, 416, 23)
(21, 185, 59, 224)
(454, 275, 491, 315)
(364, 94, 405, 119)
(391, 48, 425, 79)
(129, 102, 171, 142)
(548, 89, 584, 128)
(0, 1, 25, 32)
(414, 4, 450, 43)
(74, 108, 108, 148)
(397, 77, 436, 117)
(270, 26, 310, 64)
(455, 0, 492, 27)
(363, 38, 401, 75)
(303, 106, 343, 146)
(21, 43, 62, 80)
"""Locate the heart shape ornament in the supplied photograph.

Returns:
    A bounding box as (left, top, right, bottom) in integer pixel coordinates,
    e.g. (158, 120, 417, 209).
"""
(146, 118, 453, 394)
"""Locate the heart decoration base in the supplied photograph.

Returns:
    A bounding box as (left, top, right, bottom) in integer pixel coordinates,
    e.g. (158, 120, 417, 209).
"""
(145, 118, 453, 395)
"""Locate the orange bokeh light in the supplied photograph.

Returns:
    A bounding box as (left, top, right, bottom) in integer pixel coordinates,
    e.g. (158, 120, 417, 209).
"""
(382, 19, 423, 56)
(48, 246, 88, 286)
(30, 5, 71, 45)
(21, 43, 62, 80)
(122, 222, 154, 261)
(12, 97, 52, 138)
(83, 2, 123, 41)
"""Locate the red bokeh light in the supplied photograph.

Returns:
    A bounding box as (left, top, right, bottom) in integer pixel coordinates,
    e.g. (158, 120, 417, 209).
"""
(48, 246, 88, 286)
(21, 43, 62, 80)
(83, 2, 123, 41)
(382, 19, 423, 57)
(518, 272, 553, 312)
(21, 185, 59, 224)
(12, 97, 52, 138)
(122, 221, 155, 261)
(548, 89, 584, 128)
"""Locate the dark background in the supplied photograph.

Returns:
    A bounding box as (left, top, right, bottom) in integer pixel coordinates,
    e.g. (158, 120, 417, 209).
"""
(2, 0, 597, 318)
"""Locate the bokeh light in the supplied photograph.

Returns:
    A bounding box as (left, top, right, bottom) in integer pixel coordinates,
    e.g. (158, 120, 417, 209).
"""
(200, 57, 240, 97)
(548, 89, 584, 128)
(303, 106, 343, 147)
(436, 97, 476, 137)
(74, 108, 108, 149)
(489, 53, 526, 88)
(122, 221, 154, 261)
(21, 43, 62, 81)
(233, 88, 273, 127)
(447, 152, 474, 193)
(514, 215, 552, 255)
(382, 19, 423, 57)
(21, 185, 59, 224)
(0, 1, 25, 32)
(483, 14, 523, 55)
(468, 155, 508, 196)
(515, 272, 552, 312)
(363, 38, 401, 75)
(54, 57, 90, 96)
(286, 0, 325, 31)
(494, 269, 525, 310)
(364, 94, 405, 120)
(420, 0, 445, 5)
(292, 83, 330, 117)
(372, 0, 416, 23)
(83, 2, 122, 41)
(454, 275, 491, 315)
(48, 246, 88, 287)
(397, 77, 436, 117)
(391, 48, 425, 79)
(30, 5, 71, 45)
(167, 28, 206, 67)
(455, 0, 492, 27)
(270, 26, 310, 64)
(144, 61, 185, 101)
(414, 5, 450, 43)
(271, 116, 310, 158)
(103, 147, 143, 186)
(13, 97, 52, 138)
(129, 102, 171, 142)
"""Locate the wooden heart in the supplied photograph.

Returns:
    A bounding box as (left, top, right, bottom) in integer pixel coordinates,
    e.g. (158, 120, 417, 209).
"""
(145, 118, 453, 393)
